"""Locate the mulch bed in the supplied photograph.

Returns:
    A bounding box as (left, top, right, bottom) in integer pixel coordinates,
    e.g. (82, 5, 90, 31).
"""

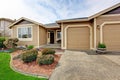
(11, 50, 62, 77)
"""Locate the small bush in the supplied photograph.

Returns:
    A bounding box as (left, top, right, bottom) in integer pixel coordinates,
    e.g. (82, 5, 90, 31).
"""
(37, 55, 54, 65)
(42, 48, 55, 55)
(27, 45, 34, 50)
(0, 37, 6, 48)
(3, 38, 19, 48)
(21, 49, 38, 63)
(98, 43, 106, 48)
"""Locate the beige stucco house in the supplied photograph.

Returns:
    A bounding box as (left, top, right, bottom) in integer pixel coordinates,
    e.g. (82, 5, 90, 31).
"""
(57, 3, 120, 51)
(10, 3, 120, 51)
(9, 17, 61, 47)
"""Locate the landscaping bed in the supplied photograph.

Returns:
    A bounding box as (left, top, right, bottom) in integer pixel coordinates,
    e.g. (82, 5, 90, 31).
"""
(0, 52, 47, 80)
(11, 50, 62, 77)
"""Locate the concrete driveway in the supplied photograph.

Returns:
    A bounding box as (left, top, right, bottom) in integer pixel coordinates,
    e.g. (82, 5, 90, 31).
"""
(49, 50, 120, 80)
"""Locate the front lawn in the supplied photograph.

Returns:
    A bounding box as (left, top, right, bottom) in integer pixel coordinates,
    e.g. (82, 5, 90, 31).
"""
(0, 53, 47, 80)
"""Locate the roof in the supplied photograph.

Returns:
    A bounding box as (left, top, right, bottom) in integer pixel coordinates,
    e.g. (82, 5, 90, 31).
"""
(57, 17, 89, 23)
(9, 17, 44, 28)
(0, 18, 14, 22)
(57, 2, 120, 23)
(44, 23, 60, 28)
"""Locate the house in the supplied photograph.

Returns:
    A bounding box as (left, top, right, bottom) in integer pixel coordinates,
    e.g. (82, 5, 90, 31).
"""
(0, 18, 14, 37)
(9, 17, 60, 47)
(10, 3, 120, 51)
(57, 3, 120, 51)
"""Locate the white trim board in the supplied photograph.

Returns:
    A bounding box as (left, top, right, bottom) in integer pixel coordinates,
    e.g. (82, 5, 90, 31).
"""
(94, 18, 97, 50)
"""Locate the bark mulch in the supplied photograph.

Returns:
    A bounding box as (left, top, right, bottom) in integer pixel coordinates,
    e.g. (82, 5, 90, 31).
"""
(11, 50, 62, 77)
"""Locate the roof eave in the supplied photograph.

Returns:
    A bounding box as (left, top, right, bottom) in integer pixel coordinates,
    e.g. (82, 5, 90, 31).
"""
(9, 17, 44, 29)
(56, 19, 89, 23)
(89, 3, 120, 19)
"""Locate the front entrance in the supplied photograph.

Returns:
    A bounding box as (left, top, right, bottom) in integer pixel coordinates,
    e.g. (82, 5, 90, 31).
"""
(50, 32, 54, 44)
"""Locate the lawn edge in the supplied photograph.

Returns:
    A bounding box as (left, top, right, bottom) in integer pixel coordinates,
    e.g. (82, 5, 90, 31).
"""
(10, 53, 49, 79)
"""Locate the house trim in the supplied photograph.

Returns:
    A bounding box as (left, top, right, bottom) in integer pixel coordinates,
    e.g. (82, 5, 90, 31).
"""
(100, 21, 120, 43)
(38, 26, 40, 46)
(94, 18, 97, 50)
(64, 24, 93, 49)
(61, 23, 65, 49)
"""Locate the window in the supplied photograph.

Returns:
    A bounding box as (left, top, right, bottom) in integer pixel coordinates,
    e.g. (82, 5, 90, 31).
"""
(17, 27, 32, 40)
(57, 31, 61, 39)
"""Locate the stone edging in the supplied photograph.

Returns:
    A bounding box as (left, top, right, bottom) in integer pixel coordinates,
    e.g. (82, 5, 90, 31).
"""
(10, 54, 49, 79)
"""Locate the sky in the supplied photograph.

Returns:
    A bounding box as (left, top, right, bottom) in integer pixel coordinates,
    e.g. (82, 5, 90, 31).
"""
(0, 0, 120, 24)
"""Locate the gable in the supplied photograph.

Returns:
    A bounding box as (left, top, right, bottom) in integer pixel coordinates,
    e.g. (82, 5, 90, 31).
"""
(15, 20, 33, 25)
(104, 6, 120, 15)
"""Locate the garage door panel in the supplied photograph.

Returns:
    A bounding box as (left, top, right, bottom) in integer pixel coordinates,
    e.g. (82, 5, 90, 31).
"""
(67, 27, 90, 50)
(103, 24, 120, 51)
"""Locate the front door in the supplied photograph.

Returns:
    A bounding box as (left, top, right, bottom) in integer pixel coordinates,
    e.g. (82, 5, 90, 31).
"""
(50, 32, 54, 44)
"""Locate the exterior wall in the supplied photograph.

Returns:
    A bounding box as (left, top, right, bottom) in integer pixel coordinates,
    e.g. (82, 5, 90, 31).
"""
(96, 14, 120, 46)
(12, 24, 39, 47)
(39, 26, 47, 45)
(61, 22, 93, 49)
(0, 20, 13, 37)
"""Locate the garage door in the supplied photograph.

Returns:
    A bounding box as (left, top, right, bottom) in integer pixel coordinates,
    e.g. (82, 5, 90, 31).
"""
(103, 24, 120, 51)
(67, 27, 90, 50)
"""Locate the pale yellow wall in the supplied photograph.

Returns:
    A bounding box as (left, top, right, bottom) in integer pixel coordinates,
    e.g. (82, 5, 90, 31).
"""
(61, 22, 93, 49)
(96, 14, 120, 45)
(12, 24, 39, 47)
(39, 26, 47, 45)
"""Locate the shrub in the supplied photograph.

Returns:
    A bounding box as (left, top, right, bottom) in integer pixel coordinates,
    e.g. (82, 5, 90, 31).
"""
(98, 43, 106, 48)
(3, 38, 19, 48)
(42, 48, 55, 55)
(37, 55, 54, 65)
(27, 45, 34, 50)
(0, 37, 6, 48)
(21, 49, 38, 63)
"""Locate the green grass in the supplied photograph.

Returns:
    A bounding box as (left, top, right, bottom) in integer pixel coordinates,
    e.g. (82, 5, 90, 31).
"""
(0, 53, 47, 80)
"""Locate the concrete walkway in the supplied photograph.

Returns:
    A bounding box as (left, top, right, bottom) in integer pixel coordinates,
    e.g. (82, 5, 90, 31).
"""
(49, 50, 120, 80)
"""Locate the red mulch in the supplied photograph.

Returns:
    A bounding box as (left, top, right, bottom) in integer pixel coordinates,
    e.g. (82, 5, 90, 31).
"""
(12, 50, 62, 77)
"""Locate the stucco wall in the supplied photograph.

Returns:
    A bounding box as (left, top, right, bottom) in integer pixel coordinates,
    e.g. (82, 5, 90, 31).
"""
(39, 26, 47, 45)
(12, 24, 39, 47)
(96, 14, 120, 45)
(61, 22, 93, 49)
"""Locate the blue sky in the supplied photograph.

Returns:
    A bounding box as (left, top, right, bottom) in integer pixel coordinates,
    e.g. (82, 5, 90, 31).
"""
(0, 0, 120, 24)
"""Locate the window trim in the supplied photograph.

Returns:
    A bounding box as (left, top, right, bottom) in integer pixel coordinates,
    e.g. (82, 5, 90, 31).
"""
(17, 26, 33, 41)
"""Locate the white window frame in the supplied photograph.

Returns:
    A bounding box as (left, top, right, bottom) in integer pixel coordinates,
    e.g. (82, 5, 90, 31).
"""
(17, 26, 33, 41)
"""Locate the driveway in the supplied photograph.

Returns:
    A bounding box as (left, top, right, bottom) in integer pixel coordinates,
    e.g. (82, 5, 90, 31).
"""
(49, 50, 120, 80)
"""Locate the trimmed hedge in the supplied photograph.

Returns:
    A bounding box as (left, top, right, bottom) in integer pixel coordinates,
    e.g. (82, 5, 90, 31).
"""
(21, 49, 38, 63)
(37, 55, 54, 65)
(42, 48, 55, 55)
